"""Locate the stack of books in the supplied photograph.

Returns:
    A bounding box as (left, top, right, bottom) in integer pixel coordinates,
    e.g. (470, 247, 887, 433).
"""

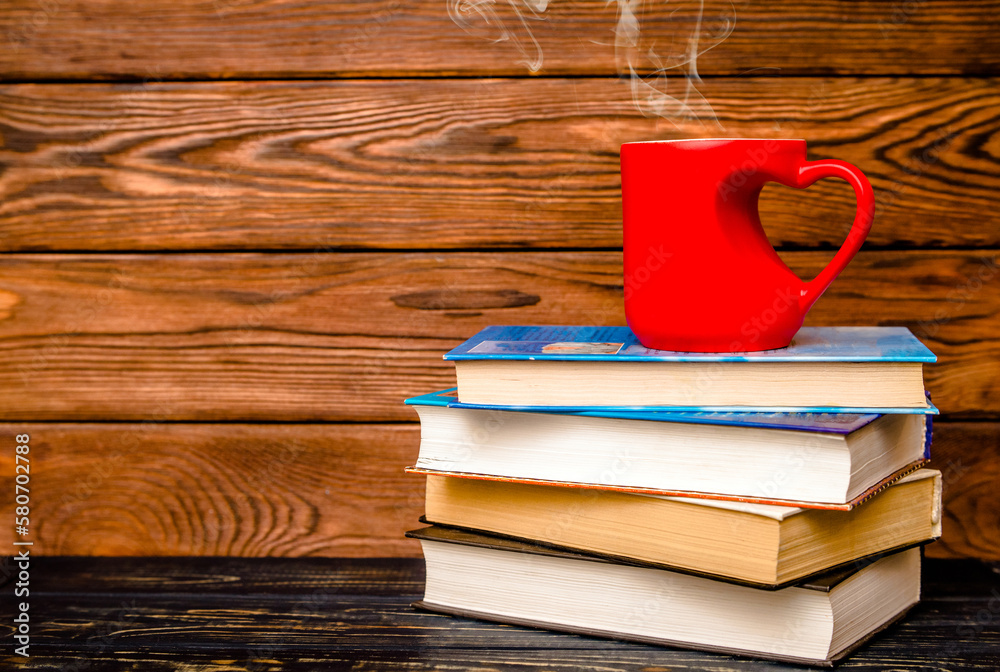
(405, 325, 941, 666)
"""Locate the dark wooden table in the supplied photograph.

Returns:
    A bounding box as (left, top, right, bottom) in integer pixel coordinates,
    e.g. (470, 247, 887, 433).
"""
(2, 556, 999, 670)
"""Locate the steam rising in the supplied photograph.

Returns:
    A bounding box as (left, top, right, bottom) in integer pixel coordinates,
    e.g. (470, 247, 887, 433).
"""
(447, 0, 550, 73)
(447, 0, 733, 128)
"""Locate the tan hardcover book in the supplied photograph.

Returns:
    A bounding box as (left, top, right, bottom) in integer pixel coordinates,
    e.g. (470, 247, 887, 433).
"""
(422, 469, 941, 588)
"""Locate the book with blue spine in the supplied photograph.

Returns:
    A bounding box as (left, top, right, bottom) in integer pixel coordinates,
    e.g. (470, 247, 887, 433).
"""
(444, 325, 937, 412)
(404, 389, 932, 510)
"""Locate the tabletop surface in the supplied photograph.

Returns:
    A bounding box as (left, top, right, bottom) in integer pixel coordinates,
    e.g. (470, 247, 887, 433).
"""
(2, 556, 999, 671)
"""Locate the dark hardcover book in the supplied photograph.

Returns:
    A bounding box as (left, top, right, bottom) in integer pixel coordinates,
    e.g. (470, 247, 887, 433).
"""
(407, 525, 922, 667)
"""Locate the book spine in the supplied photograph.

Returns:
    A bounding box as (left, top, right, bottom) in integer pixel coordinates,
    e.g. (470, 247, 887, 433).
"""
(924, 413, 933, 459)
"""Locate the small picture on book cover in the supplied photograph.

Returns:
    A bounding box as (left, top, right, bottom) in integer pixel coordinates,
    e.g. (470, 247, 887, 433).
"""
(469, 340, 624, 356)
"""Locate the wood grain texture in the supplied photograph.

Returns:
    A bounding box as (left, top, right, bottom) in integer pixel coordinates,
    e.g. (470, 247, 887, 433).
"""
(0, 251, 996, 421)
(3, 0, 998, 568)
(1, 0, 998, 79)
(1, 78, 999, 250)
(0, 422, 996, 559)
(0, 557, 998, 670)
(926, 422, 1000, 560)
(0, 423, 425, 556)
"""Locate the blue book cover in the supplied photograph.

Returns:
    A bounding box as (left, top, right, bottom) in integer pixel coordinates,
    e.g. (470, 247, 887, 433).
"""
(406, 389, 934, 457)
(442, 325, 937, 413)
(444, 325, 937, 363)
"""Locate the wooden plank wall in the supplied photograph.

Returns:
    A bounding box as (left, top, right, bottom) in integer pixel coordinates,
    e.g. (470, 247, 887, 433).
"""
(0, 0, 997, 559)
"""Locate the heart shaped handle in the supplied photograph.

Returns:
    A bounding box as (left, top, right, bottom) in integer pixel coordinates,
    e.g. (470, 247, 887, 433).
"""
(794, 159, 874, 314)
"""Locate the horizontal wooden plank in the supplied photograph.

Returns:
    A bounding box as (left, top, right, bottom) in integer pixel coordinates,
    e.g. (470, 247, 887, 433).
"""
(1, 78, 999, 250)
(1, 1, 998, 79)
(13, 555, 998, 602)
(0, 423, 995, 560)
(0, 250, 996, 421)
(0, 423, 426, 556)
(23, 556, 426, 595)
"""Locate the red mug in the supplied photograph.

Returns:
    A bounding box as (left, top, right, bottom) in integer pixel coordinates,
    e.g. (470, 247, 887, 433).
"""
(620, 138, 874, 352)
